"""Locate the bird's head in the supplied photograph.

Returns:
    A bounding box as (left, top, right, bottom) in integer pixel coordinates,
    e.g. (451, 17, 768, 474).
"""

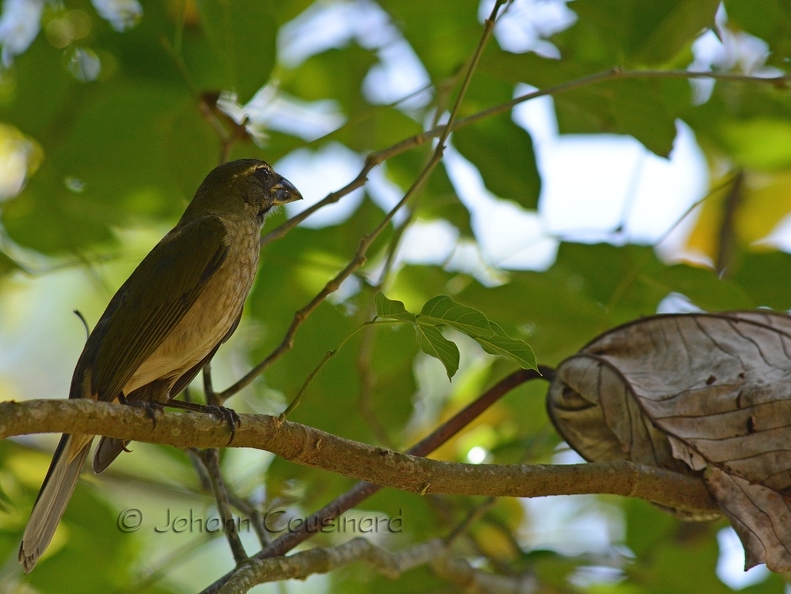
(185, 159, 303, 224)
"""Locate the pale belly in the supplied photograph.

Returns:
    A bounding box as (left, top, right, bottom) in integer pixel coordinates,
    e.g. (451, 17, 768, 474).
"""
(123, 236, 258, 396)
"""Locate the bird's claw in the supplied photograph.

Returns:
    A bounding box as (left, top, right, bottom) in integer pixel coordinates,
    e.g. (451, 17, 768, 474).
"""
(205, 405, 240, 443)
(121, 399, 164, 428)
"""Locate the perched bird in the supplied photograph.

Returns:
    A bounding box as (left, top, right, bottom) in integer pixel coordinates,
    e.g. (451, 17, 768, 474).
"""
(19, 159, 302, 572)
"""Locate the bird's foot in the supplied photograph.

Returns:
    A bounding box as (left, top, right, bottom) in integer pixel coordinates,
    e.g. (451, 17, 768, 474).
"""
(119, 396, 164, 428)
(205, 405, 241, 442)
(166, 399, 240, 443)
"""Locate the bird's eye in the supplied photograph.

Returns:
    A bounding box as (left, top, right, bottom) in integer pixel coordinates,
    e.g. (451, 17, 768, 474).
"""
(254, 166, 271, 183)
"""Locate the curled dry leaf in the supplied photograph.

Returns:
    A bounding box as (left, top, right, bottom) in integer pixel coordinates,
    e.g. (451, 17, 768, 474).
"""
(547, 311, 791, 571)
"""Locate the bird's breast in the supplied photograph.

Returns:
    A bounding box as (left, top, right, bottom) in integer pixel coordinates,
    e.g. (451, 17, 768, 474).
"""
(124, 220, 261, 394)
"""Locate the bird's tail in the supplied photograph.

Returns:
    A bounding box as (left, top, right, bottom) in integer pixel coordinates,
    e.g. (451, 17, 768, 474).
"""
(18, 433, 92, 573)
(92, 436, 129, 474)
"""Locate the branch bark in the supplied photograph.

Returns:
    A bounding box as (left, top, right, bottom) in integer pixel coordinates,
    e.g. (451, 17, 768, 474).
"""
(218, 536, 540, 594)
(2, 398, 717, 513)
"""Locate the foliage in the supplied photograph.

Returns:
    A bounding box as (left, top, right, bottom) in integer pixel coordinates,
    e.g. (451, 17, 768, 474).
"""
(0, 0, 789, 592)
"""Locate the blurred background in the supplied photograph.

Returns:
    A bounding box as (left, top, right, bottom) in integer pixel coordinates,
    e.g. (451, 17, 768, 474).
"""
(0, 0, 789, 592)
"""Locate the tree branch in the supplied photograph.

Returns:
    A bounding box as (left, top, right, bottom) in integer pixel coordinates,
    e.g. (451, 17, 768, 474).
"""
(245, 368, 547, 569)
(218, 538, 445, 593)
(260, 68, 791, 248)
(2, 398, 717, 513)
(198, 448, 248, 564)
(218, 536, 540, 594)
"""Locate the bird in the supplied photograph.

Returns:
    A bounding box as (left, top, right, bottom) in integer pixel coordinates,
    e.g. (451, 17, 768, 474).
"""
(18, 158, 302, 572)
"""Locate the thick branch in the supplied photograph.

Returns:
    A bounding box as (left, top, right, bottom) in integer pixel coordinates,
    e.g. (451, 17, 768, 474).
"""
(250, 368, 545, 564)
(2, 398, 716, 513)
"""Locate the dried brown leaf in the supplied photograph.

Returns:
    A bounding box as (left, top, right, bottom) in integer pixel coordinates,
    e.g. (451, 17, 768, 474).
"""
(547, 311, 791, 571)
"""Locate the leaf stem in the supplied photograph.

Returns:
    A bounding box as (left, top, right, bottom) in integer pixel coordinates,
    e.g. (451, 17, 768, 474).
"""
(280, 319, 405, 418)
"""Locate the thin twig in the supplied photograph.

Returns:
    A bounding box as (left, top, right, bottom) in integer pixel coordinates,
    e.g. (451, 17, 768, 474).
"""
(281, 319, 399, 418)
(199, 448, 249, 565)
(280, 350, 333, 418)
(445, 496, 498, 545)
(260, 68, 790, 250)
(715, 171, 744, 276)
(217, 536, 540, 594)
(354, 320, 393, 447)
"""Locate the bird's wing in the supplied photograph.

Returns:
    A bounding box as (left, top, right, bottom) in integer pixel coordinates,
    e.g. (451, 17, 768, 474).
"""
(89, 215, 229, 401)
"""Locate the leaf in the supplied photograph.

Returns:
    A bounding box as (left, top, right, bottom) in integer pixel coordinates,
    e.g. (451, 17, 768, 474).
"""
(419, 295, 537, 370)
(374, 292, 416, 323)
(414, 322, 460, 380)
(731, 251, 791, 310)
(724, 0, 791, 68)
(419, 295, 493, 336)
(474, 332, 537, 371)
(569, 0, 720, 66)
(374, 293, 535, 377)
(378, 0, 481, 80)
(388, 148, 474, 237)
(375, 293, 459, 378)
(630, 0, 720, 65)
(480, 51, 686, 157)
(452, 115, 541, 209)
(722, 119, 791, 170)
(281, 43, 378, 113)
(0, 251, 20, 276)
(194, 0, 277, 103)
(328, 105, 423, 153)
(685, 171, 791, 271)
(547, 310, 791, 570)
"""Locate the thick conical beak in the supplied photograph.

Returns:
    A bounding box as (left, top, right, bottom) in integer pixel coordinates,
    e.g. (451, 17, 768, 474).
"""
(272, 177, 302, 205)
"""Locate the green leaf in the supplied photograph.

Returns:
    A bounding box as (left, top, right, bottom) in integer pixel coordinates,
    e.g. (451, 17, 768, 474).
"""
(0, 251, 21, 276)
(419, 294, 493, 336)
(570, 0, 720, 66)
(732, 251, 791, 310)
(378, 0, 481, 80)
(194, 0, 277, 102)
(551, 0, 730, 66)
(721, 118, 791, 170)
(453, 115, 541, 209)
(374, 292, 416, 323)
(418, 295, 537, 370)
(632, 0, 720, 65)
(414, 322, 460, 380)
(480, 51, 686, 157)
(281, 43, 378, 113)
(474, 332, 537, 370)
(386, 148, 473, 237)
(725, 0, 791, 68)
(328, 105, 422, 153)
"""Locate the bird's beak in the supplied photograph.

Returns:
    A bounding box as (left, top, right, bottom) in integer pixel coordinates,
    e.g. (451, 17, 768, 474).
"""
(272, 177, 303, 205)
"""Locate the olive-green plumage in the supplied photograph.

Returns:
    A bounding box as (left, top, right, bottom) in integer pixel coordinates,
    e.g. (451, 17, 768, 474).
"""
(19, 159, 301, 572)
